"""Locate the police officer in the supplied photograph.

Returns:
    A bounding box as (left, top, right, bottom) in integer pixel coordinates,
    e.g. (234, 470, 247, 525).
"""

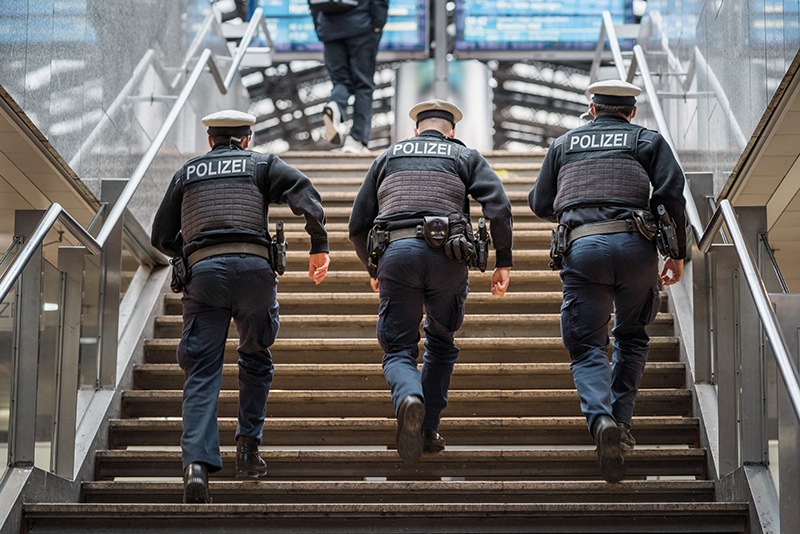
(349, 99, 513, 463)
(529, 80, 686, 483)
(151, 110, 330, 503)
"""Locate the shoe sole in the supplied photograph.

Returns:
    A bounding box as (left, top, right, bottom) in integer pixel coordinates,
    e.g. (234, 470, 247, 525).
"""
(397, 401, 424, 463)
(236, 467, 267, 479)
(322, 106, 342, 145)
(183, 481, 211, 504)
(597, 424, 625, 483)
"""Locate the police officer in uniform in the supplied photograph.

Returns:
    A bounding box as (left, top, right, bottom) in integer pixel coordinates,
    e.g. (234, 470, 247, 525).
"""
(349, 100, 513, 463)
(529, 80, 686, 483)
(151, 110, 330, 503)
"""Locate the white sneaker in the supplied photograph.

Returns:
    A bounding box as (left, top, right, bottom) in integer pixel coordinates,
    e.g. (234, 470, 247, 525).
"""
(322, 103, 345, 145)
(340, 135, 370, 154)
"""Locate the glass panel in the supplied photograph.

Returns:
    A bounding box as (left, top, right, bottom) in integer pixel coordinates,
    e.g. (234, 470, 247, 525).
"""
(0, 282, 15, 479)
(35, 259, 61, 472)
(79, 253, 100, 391)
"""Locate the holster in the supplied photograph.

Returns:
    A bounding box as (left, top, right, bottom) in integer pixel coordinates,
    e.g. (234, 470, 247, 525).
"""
(631, 209, 658, 241)
(169, 256, 191, 293)
(655, 205, 680, 259)
(268, 220, 287, 276)
(473, 217, 490, 272)
(549, 224, 569, 270)
(367, 225, 389, 277)
(422, 216, 449, 248)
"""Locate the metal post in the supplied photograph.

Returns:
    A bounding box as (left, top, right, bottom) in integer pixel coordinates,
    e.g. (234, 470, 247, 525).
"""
(52, 246, 85, 478)
(714, 243, 740, 476)
(687, 172, 714, 383)
(736, 207, 768, 466)
(98, 179, 125, 389)
(769, 294, 800, 534)
(9, 211, 44, 467)
(433, 0, 448, 99)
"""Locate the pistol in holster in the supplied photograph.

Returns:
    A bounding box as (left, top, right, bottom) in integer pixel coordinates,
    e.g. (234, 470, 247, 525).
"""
(548, 223, 569, 270)
(169, 255, 191, 293)
(473, 217, 490, 272)
(655, 205, 680, 259)
(367, 225, 389, 278)
(269, 220, 288, 275)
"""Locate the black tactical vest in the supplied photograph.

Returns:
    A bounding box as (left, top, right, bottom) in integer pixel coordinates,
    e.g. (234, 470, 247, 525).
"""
(378, 135, 466, 218)
(180, 148, 265, 244)
(553, 120, 651, 214)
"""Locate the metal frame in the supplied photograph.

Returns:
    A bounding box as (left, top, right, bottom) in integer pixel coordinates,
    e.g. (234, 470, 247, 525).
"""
(0, 6, 272, 478)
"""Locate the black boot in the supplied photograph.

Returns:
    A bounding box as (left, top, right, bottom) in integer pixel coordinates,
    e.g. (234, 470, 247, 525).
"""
(422, 430, 446, 453)
(236, 436, 267, 479)
(593, 415, 625, 483)
(396, 396, 424, 463)
(183, 463, 212, 503)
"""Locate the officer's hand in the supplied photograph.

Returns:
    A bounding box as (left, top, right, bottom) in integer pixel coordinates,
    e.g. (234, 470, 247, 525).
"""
(491, 267, 510, 298)
(309, 252, 330, 285)
(660, 258, 684, 286)
(370, 278, 379, 292)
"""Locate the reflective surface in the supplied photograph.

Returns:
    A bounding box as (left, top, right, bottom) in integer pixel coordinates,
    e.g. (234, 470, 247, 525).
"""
(641, 0, 800, 194)
(0, 283, 13, 479)
(0, 0, 248, 232)
(35, 259, 61, 471)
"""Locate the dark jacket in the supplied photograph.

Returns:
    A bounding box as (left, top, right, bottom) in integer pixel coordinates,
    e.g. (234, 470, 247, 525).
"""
(152, 142, 328, 258)
(529, 113, 688, 258)
(310, 0, 388, 42)
(349, 130, 514, 270)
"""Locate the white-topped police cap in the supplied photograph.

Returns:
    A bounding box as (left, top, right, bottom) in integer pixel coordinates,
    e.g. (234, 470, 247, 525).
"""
(587, 80, 641, 106)
(408, 99, 463, 126)
(201, 109, 255, 136)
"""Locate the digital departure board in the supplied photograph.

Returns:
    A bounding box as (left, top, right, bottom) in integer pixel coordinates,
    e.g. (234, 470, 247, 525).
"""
(250, 0, 428, 59)
(454, 0, 634, 56)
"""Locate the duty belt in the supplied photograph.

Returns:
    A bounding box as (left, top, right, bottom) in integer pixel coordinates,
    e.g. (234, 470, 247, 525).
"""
(387, 226, 421, 243)
(187, 243, 271, 267)
(566, 219, 637, 247)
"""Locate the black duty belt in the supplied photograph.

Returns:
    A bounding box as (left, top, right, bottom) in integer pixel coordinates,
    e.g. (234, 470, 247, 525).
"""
(187, 243, 271, 267)
(566, 219, 637, 247)
(387, 226, 421, 243)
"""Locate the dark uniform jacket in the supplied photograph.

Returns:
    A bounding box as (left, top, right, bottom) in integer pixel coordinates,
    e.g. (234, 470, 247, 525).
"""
(152, 142, 328, 258)
(310, 0, 388, 42)
(349, 129, 513, 270)
(529, 113, 687, 259)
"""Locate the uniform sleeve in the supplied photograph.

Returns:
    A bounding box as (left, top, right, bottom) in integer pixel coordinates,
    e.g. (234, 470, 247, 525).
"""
(464, 151, 514, 268)
(150, 169, 184, 257)
(261, 156, 329, 254)
(529, 143, 560, 223)
(644, 134, 688, 259)
(348, 154, 385, 270)
(370, 0, 389, 29)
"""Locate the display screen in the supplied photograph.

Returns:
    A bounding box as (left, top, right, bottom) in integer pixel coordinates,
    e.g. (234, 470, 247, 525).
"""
(455, 0, 634, 52)
(251, 0, 427, 55)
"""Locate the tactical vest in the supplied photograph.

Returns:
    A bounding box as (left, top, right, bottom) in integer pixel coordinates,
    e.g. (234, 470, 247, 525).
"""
(553, 121, 651, 214)
(180, 148, 265, 245)
(378, 136, 466, 218)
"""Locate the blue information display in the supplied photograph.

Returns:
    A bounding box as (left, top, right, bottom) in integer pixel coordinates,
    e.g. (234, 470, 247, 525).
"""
(455, 0, 634, 52)
(250, 0, 427, 57)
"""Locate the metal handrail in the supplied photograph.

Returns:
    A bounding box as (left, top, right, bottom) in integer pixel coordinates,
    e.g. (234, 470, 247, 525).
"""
(0, 7, 269, 304)
(698, 200, 800, 421)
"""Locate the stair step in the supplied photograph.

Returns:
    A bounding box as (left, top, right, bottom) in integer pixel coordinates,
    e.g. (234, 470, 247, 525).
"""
(24, 502, 748, 533)
(133, 362, 686, 391)
(121, 389, 691, 418)
(144, 335, 679, 365)
(269, 205, 547, 223)
(93, 448, 707, 480)
(162, 291, 670, 316)
(107, 416, 698, 448)
(153, 312, 675, 338)
(283, 228, 553, 248)
(81, 479, 715, 504)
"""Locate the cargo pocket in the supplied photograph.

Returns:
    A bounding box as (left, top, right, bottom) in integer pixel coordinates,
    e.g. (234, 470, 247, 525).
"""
(447, 292, 467, 332)
(639, 285, 662, 325)
(177, 315, 197, 369)
(376, 298, 393, 350)
(560, 295, 576, 343)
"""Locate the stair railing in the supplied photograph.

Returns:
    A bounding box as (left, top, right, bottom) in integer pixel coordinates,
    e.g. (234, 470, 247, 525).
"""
(0, 7, 270, 479)
(594, 10, 800, 533)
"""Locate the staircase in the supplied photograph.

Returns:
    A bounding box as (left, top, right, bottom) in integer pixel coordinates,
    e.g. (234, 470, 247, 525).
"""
(22, 152, 749, 533)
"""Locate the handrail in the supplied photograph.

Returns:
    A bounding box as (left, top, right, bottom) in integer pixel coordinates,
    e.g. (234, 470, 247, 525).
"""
(0, 204, 101, 301)
(698, 200, 800, 421)
(0, 7, 269, 304)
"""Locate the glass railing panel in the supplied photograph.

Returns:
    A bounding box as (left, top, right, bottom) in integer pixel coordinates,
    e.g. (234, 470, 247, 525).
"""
(0, 282, 15, 479)
(34, 260, 61, 472)
(78, 253, 101, 393)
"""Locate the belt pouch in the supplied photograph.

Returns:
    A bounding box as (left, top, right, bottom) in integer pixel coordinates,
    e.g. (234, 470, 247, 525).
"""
(422, 216, 449, 248)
